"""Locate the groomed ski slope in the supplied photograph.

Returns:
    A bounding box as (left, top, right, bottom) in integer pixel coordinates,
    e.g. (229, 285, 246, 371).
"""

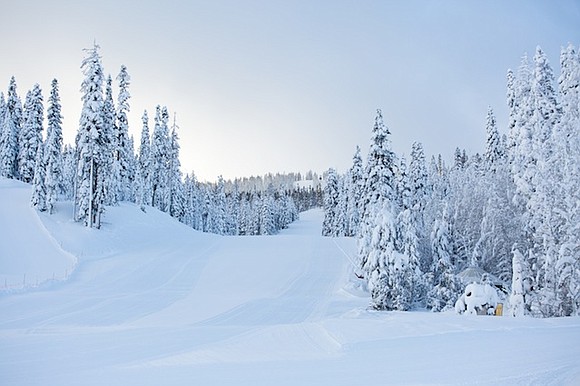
(1, 178, 579, 385)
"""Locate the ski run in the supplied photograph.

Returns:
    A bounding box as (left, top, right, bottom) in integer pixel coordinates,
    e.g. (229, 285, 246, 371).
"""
(1, 178, 579, 385)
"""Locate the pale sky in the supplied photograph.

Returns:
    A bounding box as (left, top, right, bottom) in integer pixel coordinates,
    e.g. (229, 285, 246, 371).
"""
(1, 1, 578, 182)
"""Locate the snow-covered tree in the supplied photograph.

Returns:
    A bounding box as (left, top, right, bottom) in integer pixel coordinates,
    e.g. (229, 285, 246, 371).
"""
(510, 246, 525, 317)
(102, 75, 117, 205)
(136, 110, 152, 210)
(358, 109, 398, 276)
(346, 146, 363, 236)
(30, 145, 47, 211)
(150, 105, 170, 212)
(322, 168, 340, 236)
(259, 186, 277, 235)
(427, 205, 462, 311)
(19, 84, 44, 183)
(61, 145, 76, 200)
(74, 43, 107, 228)
(484, 106, 503, 171)
(115, 65, 133, 202)
(45, 79, 63, 214)
(0, 77, 22, 179)
(167, 115, 185, 220)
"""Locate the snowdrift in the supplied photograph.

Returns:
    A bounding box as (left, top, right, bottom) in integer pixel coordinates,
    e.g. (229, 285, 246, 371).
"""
(0, 178, 76, 290)
(1, 178, 580, 385)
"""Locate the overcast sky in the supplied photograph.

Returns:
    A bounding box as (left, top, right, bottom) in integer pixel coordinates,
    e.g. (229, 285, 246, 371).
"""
(1, 1, 578, 182)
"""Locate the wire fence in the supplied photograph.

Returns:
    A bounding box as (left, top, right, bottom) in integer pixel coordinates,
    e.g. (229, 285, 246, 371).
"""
(0, 262, 78, 294)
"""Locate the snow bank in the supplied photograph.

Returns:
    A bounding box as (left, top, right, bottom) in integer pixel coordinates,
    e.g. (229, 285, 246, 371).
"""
(1, 189, 579, 386)
(0, 178, 76, 290)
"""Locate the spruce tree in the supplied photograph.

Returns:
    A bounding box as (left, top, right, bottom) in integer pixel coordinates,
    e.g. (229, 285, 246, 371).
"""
(19, 85, 44, 183)
(150, 106, 170, 212)
(346, 146, 363, 237)
(0, 77, 22, 179)
(510, 247, 525, 317)
(484, 107, 502, 171)
(357, 109, 401, 309)
(74, 43, 107, 228)
(322, 168, 340, 236)
(30, 145, 47, 211)
(358, 109, 398, 276)
(45, 79, 64, 214)
(103, 75, 118, 205)
(116, 65, 132, 201)
(137, 110, 152, 209)
(168, 115, 185, 220)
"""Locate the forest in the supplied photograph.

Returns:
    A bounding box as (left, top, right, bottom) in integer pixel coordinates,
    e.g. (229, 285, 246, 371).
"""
(322, 45, 580, 318)
(0, 44, 321, 237)
(1, 44, 578, 318)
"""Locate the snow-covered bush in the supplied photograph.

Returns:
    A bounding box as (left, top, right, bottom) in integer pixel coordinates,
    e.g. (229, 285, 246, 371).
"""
(455, 283, 500, 315)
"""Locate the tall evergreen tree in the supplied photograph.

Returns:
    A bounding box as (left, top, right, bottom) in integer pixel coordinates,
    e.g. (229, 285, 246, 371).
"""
(358, 109, 398, 277)
(346, 146, 363, 237)
(484, 107, 503, 170)
(30, 145, 47, 211)
(322, 168, 340, 236)
(137, 110, 152, 210)
(167, 115, 185, 220)
(357, 109, 402, 309)
(0, 77, 22, 179)
(19, 85, 44, 183)
(510, 246, 526, 317)
(150, 105, 170, 212)
(115, 65, 132, 202)
(102, 75, 118, 205)
(45, 79, 63, 214)
(74, 43, 107, 228)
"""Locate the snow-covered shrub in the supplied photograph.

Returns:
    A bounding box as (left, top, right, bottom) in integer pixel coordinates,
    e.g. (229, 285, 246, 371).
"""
(455, 283, 500, 315)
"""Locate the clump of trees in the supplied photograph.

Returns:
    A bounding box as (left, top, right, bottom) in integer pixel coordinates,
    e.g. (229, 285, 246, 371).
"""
(323, 45, 580, 317)
(1, 43, 322, 235)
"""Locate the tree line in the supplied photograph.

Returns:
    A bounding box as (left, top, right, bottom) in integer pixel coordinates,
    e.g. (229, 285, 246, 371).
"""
(1, 44, 322, 235)
(322, 45, 580, 317)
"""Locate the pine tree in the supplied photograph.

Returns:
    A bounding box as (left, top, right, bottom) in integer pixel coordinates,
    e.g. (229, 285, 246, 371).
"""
(74, 43, 107, 228)
(346, 146, 363, 236)
(19, 85, 44, 183)
(0, 77, 22, 179)
(102, 75, 118, 205)
(427, 205, 461, 311)
(510, 246, 525, 317)
(116, 65, 133, 202)
(527, 46, 562, 317)
(334, 174, 348, 236)
(358, 109, 398, 275)
(356, 109, 402, 309)
(484, 107, 503, 171)
(61, 145, 76, 200)
(409, 142, 430, 272)
(167, 115, 185, 220)
(552, 44, 580, 316)
(322, 168, 340, 236)
(137, 110, 152, 210)
(260, 185, 277, 235)
(45, 79, 63, 214)
(150, 106, 170, 212)
(30, 145, 47, 211)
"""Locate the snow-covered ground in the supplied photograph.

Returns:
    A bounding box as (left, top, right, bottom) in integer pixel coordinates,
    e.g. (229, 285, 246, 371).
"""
(1, 178, 579, 385)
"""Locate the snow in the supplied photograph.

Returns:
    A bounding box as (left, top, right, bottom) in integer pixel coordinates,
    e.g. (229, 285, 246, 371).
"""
(457, 283, 500, 315)
(1, 178, 580, 385)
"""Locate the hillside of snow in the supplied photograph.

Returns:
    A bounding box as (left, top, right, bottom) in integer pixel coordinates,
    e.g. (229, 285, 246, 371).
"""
(1, 178, 580, 385)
